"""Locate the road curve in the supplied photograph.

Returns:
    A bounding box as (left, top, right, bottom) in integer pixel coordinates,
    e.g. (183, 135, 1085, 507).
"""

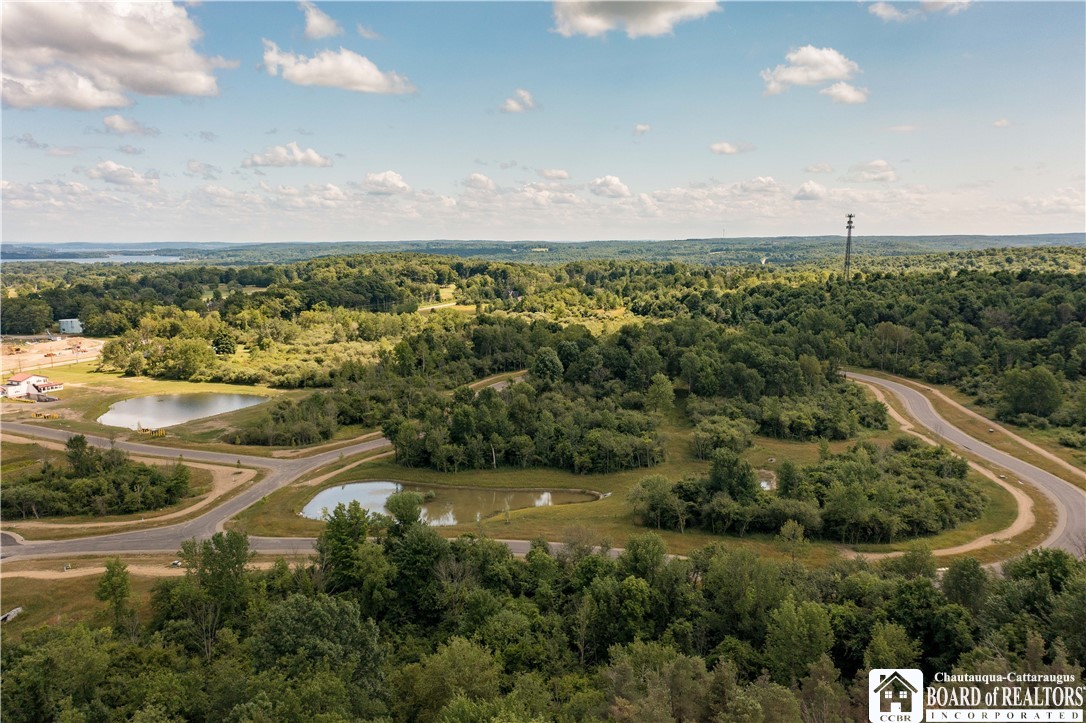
(3, 374, 1083, 562)
(0, 421, 390, 559)
(847, 372, 1086, 555)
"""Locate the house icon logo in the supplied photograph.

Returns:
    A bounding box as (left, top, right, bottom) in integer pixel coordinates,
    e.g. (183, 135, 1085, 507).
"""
(869, 668, 924, 722)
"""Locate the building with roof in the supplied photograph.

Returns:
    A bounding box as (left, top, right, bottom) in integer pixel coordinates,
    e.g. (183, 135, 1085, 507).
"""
(1, 373, 63, 400)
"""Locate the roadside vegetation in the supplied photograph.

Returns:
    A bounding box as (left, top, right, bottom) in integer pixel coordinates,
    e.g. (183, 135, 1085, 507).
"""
(3, 525, 1084, 722)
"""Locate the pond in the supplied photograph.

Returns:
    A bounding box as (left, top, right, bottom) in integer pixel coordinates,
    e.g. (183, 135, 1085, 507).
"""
(97, 393, 266, 430)
(302, 480, 598, 526)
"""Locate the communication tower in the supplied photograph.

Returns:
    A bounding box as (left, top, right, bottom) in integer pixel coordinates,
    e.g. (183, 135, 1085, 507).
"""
(844, 214, 855, 281)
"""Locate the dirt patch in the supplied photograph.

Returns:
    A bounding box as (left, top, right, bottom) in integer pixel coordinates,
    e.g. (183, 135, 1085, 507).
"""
(1, 337, 103, 376)
(1, 560, 283, 580)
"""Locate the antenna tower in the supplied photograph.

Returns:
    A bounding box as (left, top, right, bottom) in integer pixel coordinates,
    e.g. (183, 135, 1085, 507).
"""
(844, 214, 855, 281)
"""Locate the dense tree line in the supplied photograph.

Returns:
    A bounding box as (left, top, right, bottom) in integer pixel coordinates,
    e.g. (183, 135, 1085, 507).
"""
(4, 519, 1084, 722)
(630, 438, 982, 544)
(0, 435, 190, 518)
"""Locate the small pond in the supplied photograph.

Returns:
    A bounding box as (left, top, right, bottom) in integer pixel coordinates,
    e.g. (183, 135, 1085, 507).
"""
(97, 393, 266, 430)
(302, 480, 598, 526)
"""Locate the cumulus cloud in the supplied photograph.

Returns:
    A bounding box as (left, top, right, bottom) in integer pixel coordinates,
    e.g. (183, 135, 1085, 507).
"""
(185, 160, 221, 180)
(363, 170, 411, 195)
(634, 123, 652, 136)
(1, 2, 234, 110)
(48, 146, 82, 157)
(868, 2, 916, 22)
(501, 88, 536, 113)
(794, 180, 828, 201)
(198, 131, 218, 143)
(819, 82, 868, 104)
(761, 45, 860, 95)
(117, 145, 144, 155)
(1015, 187, 1084, 215)
(262, 40, 414, 94)
(538, 168, 571, 180)
(589, 175, 631, 198)
(84, 160, 157, 187)
(869, 0, 970, 22)
(463, 173, 497, 192)
(709, 141, 739, 155)
(805, 163, 834, 173)
(553, 1, 719, 38)
(300, 1, 342, 39)
(103, 114, 159, 136)
(357, 24, 381, 40)
(243, 141, 332, 168)
(993, 118, 1012, 128)
(845, 159, 897, 183)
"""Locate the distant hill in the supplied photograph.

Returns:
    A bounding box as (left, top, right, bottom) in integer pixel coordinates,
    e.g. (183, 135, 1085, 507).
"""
(2, 233, 1082, 267)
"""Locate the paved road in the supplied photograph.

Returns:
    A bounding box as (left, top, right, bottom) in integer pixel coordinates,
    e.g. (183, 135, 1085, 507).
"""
(847, 372, 1086, 555)
(0, 422, 390, 559)
(4, 374, 1082, 561)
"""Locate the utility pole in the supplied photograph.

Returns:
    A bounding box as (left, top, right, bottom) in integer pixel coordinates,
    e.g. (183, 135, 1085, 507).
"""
(844, 213, 854, 281)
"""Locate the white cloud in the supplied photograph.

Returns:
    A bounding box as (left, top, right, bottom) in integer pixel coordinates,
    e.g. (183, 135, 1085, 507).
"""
(363, 170, 411, 195)
(185, 160, 221, 180)
(84, 160, 157, 187)
(553, 1, 719, 38)
(806, 163, 834, 173)
(870, 1, 968, 22)
(501, 88, 536, 113)
(634, 123, 652, 136)
(993, 118, 1012, 128)
(709, 141, 754, 155)
(845, 159, 898, 183)
(1015, 187, 1084, 215)
(868, 2, 916, 22)
(463, 173, 497, 192)
(103, 114, 159, 136)
(357, 24, 381, 40)
(538, 169, 571, 180)
(243, 141, 332, 168)
(887, 124, 917, 132)
(300, 1, 342, 39)
(921, 0, 971, 15)
(589, 175, 631, 198)
(1, 2, 234, 110)
(761, 45, 860, 95)
(262, 40, 414, 94)
(794, 180, 828, 201)
(47, 146, 81, 157)
(820, 82, 868, 104)
(117, 145, 144, 155)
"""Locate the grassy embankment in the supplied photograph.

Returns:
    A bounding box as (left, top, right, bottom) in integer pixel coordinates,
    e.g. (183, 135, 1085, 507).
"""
(0, 553, 312, 642)
(851, 368, 1086, 488)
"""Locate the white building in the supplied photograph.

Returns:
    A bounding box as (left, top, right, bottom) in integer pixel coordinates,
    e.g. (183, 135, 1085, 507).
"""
(58, 318, 83, 334)
(1, 373, 63, 399)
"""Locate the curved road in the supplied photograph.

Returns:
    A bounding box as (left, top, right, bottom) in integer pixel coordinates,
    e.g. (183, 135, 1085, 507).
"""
(847, 372, 1086, 554)
(2, 373, 1083, 560)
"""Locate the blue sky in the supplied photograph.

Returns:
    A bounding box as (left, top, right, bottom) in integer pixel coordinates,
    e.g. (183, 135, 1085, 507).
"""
(2, 1, 1083, 243)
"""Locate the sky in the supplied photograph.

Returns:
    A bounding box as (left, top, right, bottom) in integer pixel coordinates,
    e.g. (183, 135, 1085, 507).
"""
(2, 0, 1084, 244)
